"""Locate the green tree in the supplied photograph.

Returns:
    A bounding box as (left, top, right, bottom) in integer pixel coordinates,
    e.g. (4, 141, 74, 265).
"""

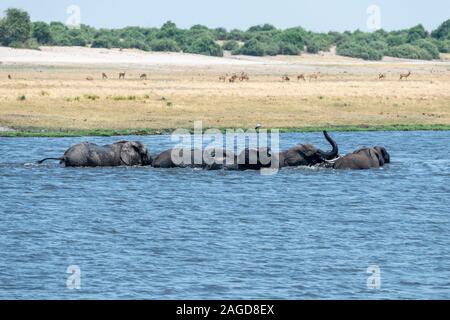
(32, 21, 52, 44)
(431, 19, 450, 40)
(235, 38, 266, 56)
(149, 38, 180, 52)
(407, 24, 428, 43)
(187, 36, 223, 56)
(0, 8, 32, 46)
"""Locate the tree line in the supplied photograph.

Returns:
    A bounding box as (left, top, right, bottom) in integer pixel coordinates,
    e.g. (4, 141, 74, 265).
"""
(1, 8, 449, 60)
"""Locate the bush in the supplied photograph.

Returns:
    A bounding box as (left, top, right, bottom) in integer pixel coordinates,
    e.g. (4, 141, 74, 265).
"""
(386, 44, 433, 60)
(91, 37, 112, 49)
(434, 39, 450, 53)
(32, 21, 52, 44)
(235, 38, 266, 56)
(278, 42, 300, 55)
(187, 36, 223, 56)
(149, 38, 180, 52)
(413, 39, 440, 59)
(337, 41, 383, 60)
(222, 40, 240, 51)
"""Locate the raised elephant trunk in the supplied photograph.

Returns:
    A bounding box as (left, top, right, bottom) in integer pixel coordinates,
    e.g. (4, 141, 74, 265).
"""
(316, 131, 339, 160)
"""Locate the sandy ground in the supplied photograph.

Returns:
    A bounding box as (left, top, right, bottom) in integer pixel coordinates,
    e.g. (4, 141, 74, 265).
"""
(1, 47, 450, 132)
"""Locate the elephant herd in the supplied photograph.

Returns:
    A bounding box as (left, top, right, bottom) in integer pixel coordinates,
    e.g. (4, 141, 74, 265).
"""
(38, 131, 390, 171)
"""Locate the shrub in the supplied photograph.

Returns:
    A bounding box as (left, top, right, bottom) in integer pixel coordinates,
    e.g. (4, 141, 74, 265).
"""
(187, 36, 223, 56)
(222, 40, 240, 51)
(32, 21, 52, 44)
(91, 37, 112, 49)
(150, 38, 180, 52)
(413, 39, 440, 59)
(386, 44, 433, 60)
(434, 39, 450, 53)
(235, 38, 266, 56)
(278, 42, 300, 55)
(337, 41, 383, 60)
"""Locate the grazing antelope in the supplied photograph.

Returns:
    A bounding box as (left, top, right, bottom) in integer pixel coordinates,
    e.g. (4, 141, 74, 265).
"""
(119, 72, 126, 80)
(400, 71, 411, 80)
(297, 74, 306, 81)
(378, 73, 386, 80)
(86, 76, 94, 81)
(8, 74, 12, 80)
(229, 74, 238, 83)
(282, 75, 290, 82)
(102, 73, 108, 80)
(239, 72, 249, 81)
(309, 72, 321, 80)
(140, 73, 147, 80)
(219, 74, 227, 82)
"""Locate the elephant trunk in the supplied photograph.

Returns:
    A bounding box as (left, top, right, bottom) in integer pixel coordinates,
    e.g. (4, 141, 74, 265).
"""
(316, 131, 339, 160)
(37, 157, 64, 164)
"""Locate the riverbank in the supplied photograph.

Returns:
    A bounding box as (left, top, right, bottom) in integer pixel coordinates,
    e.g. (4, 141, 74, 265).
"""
(2, 124, 450, 137)
(1, 47, 449, 136)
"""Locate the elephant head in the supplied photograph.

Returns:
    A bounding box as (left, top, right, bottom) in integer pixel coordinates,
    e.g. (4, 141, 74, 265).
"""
(120, 141, 152, 166)
(374, 146, 390, 166)
(281, 131, 339, 167)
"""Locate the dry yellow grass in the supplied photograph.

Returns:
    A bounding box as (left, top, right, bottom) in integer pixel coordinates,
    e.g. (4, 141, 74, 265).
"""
(1, 59, 450, 132)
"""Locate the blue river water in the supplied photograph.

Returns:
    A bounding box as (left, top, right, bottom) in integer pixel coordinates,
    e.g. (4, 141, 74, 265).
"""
(0, 131, 449, 299)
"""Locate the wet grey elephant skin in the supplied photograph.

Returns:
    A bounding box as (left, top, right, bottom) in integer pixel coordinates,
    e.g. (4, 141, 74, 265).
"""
(152, 148, 237, 170)
(278, 131, 339, 168)
(329, 146, 390, 170)
(237, 131, 339, 170)
(38, 141, 152, 167)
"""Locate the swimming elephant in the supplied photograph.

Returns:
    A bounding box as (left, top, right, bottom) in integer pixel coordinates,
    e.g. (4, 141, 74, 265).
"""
(38, 141, 152, 167)
(278, 131, 339, 168)
(330, 146, 390, 170)
(152, 148, 236, 170)
(236, 131, 339, 170)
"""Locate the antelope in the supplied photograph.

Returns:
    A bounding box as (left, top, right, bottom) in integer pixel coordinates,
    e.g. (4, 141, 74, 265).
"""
(282, 75, 290, 82)
(229, 74, 238, 83)
(239, 72, 249, 81)
(309, 72, 321, 80)
(119, 72, 126, 80)
(378, 73, 386, 80)
(400, 71, 411, 80)
(297, 74, 306, 81)
(140, 73, 147, 80)
(102, 73, 108, 80)
(8, 74, 12, 80)
(219, 74, 227, 82)
(86, 76, 94, 81)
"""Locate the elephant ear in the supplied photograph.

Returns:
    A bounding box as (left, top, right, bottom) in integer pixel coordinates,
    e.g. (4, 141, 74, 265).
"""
(299, 144, 318, 157)
(120, 142, 141, 166)
(370, 148, 385, 166)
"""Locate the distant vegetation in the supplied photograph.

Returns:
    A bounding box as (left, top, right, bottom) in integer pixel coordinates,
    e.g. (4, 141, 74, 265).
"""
(1, 8, 449, 60)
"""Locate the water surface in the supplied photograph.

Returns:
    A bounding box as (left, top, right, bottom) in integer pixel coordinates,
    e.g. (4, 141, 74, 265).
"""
(0, 131, 449, 299)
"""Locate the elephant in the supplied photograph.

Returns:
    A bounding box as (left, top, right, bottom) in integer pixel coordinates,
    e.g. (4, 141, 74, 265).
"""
(152, 148, 236, 170)
(236, 131, 339, 170)
(38, 141, 152, 167)
(237, 147, 274, 170)
(278, 131, 339, 168)
(329, 146, 390, 170)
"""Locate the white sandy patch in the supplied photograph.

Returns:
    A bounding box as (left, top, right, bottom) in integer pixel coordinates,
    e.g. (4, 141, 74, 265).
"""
(0, 46, 260, 67)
